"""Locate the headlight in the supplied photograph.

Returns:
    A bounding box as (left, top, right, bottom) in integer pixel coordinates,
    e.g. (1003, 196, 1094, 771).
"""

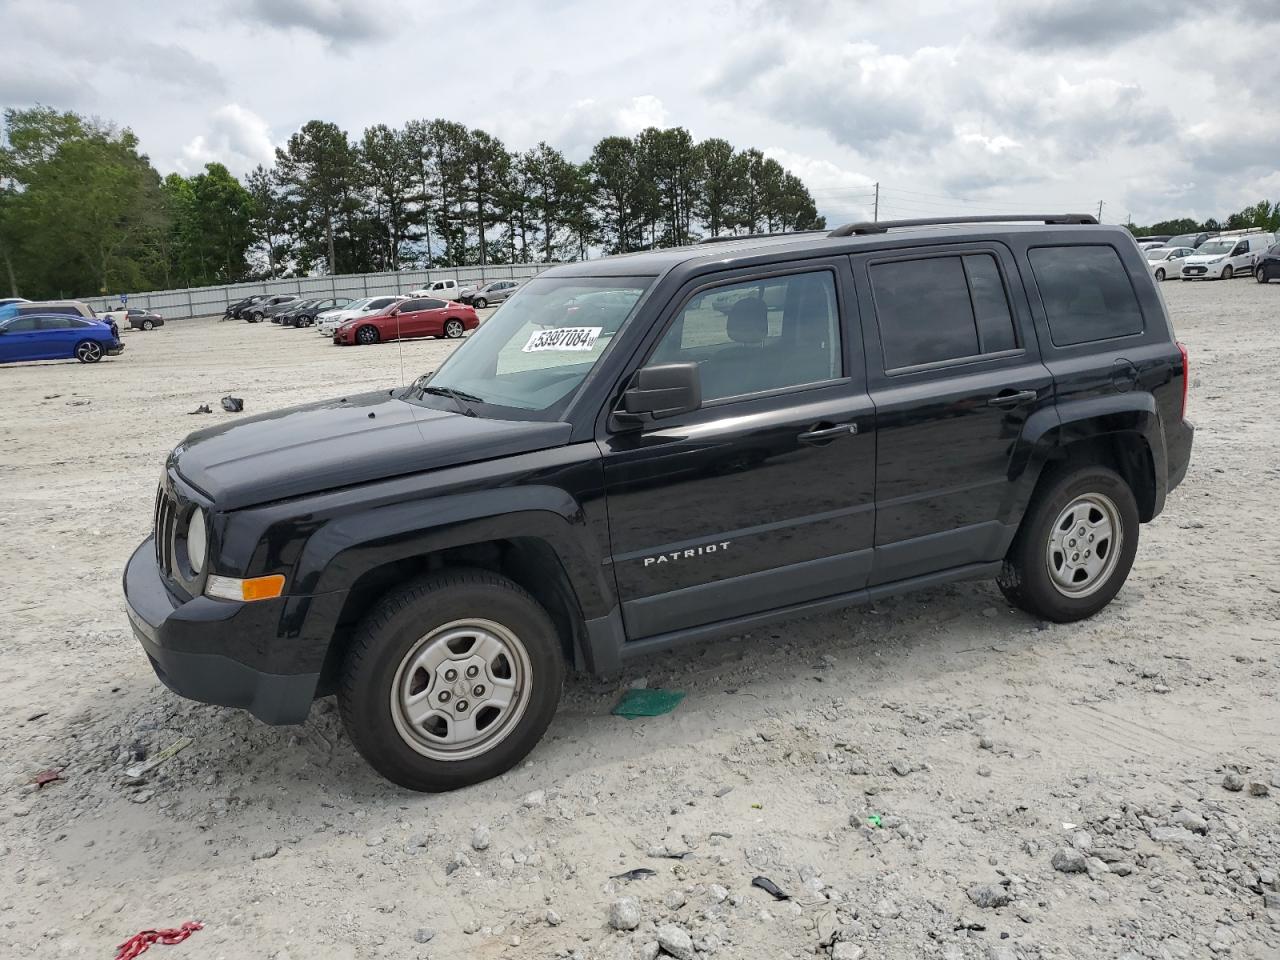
(186, 508, 208, 574)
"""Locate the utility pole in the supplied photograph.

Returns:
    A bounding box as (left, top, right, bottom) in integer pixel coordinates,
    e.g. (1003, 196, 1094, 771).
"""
(874, 182, 880, 223)
(1097, 200, 1104, 223)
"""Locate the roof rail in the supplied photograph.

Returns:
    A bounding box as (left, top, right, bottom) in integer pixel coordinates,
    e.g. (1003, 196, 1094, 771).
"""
(698, 229, 825, 245)
(827, 214, 1098, 237)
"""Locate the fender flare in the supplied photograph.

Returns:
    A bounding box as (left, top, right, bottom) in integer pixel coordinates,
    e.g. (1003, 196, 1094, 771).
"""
(1004, 393, 1167, 528)
(291, 485, 615, 620)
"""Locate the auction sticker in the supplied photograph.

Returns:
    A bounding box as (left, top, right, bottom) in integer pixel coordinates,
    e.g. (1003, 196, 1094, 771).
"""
(523, 326, 603, 352)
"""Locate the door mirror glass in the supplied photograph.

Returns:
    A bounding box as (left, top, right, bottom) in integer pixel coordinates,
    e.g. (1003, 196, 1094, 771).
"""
(615, 362, 701, 427)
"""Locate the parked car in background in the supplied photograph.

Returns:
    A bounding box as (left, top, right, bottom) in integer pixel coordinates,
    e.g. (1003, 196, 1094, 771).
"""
(1167, 232, 1211, 250)
(0, 297, 30, 308)
(408, 279, 462, 299)
(248, 296, 300, 322)
(1255, 243, 1280, 283)
(17, 300, 118, 338)
(1181, 232, 1273, 280)
(281, 297, 353, 327)
(1144, 246, 1195, 281)
(0, 312, 124, 364)
(332, 297, 479, 346)
(225, 295, 269, 320)
(459, 279, 520, 308)
(1133, 235, 1170, 246)
(317, 296, 406, 336)
(125, 308, 164, 330)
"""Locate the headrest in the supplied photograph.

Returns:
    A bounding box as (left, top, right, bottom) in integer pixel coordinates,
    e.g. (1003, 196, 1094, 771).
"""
(726, 297, 767, 344)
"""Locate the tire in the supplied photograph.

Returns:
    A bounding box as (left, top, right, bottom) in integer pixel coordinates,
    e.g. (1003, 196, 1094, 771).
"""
(75, 340, 103, 363)
(141, 319, 154, 331)
(1154, 268, 1165, 281)
(444, 318, 465, 339)
(1221, 266, 1233, 281)
(356, 324, 379, 345)
(997, 464, 1139, 623)
(1256, 266, 1270, 284)
(474, 297, 487, 309)
(338, 569, 565, 791)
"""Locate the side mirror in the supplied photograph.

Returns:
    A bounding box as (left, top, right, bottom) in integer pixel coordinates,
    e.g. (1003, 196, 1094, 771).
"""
(613, 362, 701, 428)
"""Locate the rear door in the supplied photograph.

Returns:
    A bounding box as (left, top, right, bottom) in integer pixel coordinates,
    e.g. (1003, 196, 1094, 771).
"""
(600, 261, 877, 638)
(850, 243, 1054, 585)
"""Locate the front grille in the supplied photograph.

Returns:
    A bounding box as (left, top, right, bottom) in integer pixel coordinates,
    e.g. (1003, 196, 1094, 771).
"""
(154, 485, 178, 576)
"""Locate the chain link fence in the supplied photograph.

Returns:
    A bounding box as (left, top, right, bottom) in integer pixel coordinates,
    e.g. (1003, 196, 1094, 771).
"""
(93, 263, 563, 320)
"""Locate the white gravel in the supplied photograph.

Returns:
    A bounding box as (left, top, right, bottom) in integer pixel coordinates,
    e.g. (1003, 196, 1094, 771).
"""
(0, 281, 1278, 958)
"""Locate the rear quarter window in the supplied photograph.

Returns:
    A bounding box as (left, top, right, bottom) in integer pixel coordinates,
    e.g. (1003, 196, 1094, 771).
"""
(1029, 245, 1144, 347)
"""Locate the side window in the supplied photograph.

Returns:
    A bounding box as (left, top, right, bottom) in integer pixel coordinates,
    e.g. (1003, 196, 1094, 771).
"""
(423, 298, 447, 310)
(869, 254, 1017, 370)
(6, 317, 39, 331)
(1028, 246, 1144, 347)
(38, 316, 75, 330)
(650, 271, 841, 403)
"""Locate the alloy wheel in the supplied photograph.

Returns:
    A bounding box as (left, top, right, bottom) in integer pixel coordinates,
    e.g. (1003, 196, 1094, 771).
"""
(389, 619, 533, 761)
(445, 320, 464, 338)
(1044, 493, 1123, 598)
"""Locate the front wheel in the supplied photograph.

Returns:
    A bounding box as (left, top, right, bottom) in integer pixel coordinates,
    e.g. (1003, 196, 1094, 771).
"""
(997, 464, 1139, 622)
(75, 340, 103, 363)
(444, 318, 465, 339)
(141, 319, 154, 331)
(1155, 268, 1165, 281)
(1256, 265, 1271, 284)
(1221, 265, 1233, 280)
(474, 297, 488, 309)
(356, 325, 379, 345)
(338, 570, 565, 791)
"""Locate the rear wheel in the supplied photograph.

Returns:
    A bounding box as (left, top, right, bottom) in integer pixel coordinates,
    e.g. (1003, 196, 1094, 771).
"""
(75, 340, 103, 363)
(444, 318, 465, 339)
(474, 297, 488, 309)
(997, 464, 1139, 622)
(1256, 265, 1271, 284)
(141, 319, 154, 331)
(338, 570, 564, 791)
(1221, 265, 1233, 280)
(356, 325, 379, 345)
(1155, 268, 1165, 281)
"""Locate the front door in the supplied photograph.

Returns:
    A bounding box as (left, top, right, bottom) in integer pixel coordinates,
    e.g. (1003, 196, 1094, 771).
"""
(600, 263, 876, 639)
(849, 243, 1054, 585)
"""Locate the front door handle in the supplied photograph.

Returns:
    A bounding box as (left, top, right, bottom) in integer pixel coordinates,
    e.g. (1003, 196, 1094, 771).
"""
(987, 389, 1037, 407)
(798, 422, 858, 443)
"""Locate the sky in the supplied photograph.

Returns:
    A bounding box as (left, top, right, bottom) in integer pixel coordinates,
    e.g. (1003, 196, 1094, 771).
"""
(3, 0, 1277, 227)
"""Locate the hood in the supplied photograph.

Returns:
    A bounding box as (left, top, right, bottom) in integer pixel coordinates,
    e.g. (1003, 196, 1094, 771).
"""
(171, 390, 572, 510)
(1183, 254, 1223, 264)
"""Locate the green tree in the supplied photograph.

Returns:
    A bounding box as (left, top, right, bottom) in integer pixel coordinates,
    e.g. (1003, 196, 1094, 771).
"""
(274, 120, 359, 273)
(694, 138, 741, 238)
(588, 136, 647, 253)
(359, 124, 414, 270)
(245, 164, 293, 277)
(463, 129, 512, 267)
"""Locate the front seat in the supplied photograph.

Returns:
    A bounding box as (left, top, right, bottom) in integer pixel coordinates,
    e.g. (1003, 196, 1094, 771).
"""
(700, 297, 769, 398)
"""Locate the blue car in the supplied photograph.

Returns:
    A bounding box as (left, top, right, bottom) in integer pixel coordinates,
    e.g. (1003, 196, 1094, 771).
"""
(0, 311, 125, 364)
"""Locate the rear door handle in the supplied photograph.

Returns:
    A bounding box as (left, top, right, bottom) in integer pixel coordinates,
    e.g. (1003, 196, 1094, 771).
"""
(798, 422, 858, 443)
(987, 389, 1037, 407)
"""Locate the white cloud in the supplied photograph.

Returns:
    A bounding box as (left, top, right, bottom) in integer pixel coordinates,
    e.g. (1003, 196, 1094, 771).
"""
(178, 105, 276, 176)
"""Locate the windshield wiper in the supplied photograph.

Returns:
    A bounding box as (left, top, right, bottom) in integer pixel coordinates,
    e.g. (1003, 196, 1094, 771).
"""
(419, 384, 484, 417)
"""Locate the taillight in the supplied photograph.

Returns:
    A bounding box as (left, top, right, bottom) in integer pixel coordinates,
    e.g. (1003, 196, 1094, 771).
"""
(1177, 340, 1189, 420)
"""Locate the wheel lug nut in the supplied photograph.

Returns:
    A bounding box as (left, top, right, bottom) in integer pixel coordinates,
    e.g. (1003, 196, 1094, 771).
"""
(1069, 539, 1076, 547)
(473, 684, 485, 697)
(1072, 553, 1079, 561)
(438, 691, 451, 703)
(456, 700, 469, 712)
(466, 665, 479, 679)
(444, 669, 458, 682)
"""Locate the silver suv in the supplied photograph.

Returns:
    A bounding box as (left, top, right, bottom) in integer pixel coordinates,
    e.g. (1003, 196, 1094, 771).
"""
(461, 280, 520, 309)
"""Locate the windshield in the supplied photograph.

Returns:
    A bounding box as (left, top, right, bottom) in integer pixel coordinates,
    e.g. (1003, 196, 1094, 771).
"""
(411, 275, 652, 418)
(336, 298, 371, 312)
(1196, 240, 1234, 256)
(1168, 234, 1198, 247)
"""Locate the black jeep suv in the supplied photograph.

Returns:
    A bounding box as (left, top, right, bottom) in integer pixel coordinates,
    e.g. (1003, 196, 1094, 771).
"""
(124, 214, 1194, 791)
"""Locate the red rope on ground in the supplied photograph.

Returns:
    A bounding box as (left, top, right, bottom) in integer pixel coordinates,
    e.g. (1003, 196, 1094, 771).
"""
(114, 921, 203, 960)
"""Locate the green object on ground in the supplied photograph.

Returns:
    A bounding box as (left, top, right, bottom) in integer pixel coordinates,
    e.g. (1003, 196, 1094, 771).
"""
(867, 814, 882, 827)
(612, 688, 685, 718)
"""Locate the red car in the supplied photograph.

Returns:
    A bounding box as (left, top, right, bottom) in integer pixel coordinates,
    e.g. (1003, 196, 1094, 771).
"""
(333, 296, 479, 346)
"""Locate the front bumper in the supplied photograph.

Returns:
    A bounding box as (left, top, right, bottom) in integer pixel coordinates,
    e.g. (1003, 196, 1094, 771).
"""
(123, 538, 328, 725)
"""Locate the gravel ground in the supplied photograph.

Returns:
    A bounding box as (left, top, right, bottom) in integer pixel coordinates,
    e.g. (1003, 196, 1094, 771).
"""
(1, 281, 1277, 959)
